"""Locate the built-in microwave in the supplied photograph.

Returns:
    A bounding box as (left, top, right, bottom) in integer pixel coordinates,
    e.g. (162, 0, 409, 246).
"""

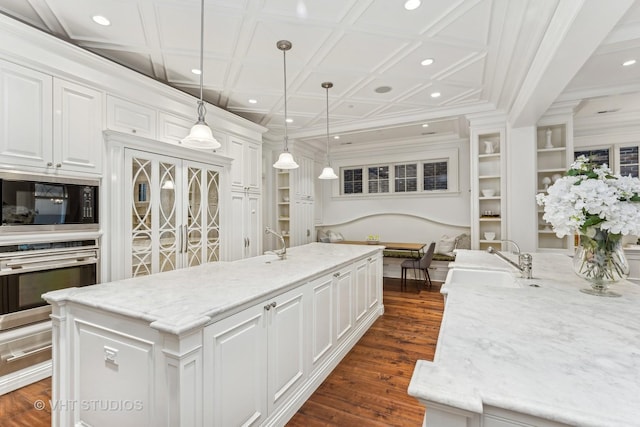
(0, 172, 99, 232)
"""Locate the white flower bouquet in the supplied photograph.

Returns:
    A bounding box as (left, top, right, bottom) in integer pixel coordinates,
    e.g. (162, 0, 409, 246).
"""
(536, 155, 640, 238)
(536, 155, 640, 293)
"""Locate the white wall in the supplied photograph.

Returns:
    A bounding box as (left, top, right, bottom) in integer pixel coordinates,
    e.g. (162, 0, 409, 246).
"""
(318, 135, 471, 244)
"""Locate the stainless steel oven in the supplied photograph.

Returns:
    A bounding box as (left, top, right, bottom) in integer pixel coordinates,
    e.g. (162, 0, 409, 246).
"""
(0, 239, 99, 377)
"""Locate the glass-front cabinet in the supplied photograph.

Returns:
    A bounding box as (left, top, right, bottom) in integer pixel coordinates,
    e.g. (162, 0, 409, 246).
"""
(127, 149, 221, 277)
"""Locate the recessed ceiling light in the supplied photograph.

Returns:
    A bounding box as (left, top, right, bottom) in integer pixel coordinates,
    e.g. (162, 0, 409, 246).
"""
(248, 99, 257, 104)
(191, 68, 202, 75)
(286, 118, 293, 123)
(374, 86, 392, 94)
(333, 136, 340, 140)
(623, 59, 636, 67)
(404, 0, 421, 11)
(421, 58, 434, 66)
(430, 92, 441, 98)
(422, 123, 429, 128)
(92, 15, 111, 26)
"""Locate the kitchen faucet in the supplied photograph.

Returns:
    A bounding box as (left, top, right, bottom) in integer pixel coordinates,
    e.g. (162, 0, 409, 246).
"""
(265, 227, 287, 260)
(487, 241, 532, 279)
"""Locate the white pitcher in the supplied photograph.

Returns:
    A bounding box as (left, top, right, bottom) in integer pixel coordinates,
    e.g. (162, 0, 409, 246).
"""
(484, 140, 496, 154)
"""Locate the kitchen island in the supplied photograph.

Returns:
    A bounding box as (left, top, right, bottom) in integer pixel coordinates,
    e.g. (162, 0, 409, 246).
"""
(409, 249, 640, 427)
(44, 242, 383, 427)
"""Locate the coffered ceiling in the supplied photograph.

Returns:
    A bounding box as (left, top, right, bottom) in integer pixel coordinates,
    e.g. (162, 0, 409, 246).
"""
(1, 0, 640, 148)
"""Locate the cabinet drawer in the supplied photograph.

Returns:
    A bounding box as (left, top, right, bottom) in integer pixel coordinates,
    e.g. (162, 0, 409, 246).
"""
(107, 96, 156, 138)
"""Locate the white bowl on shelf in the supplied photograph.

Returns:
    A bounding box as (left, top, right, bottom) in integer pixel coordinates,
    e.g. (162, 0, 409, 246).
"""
(484, 232, 496, 241)
(283, 196, 289, 202)
(481, 189, 495, 197)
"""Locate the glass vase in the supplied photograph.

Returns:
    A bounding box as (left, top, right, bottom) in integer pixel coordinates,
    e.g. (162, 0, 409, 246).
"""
(573, 230, 629, 297)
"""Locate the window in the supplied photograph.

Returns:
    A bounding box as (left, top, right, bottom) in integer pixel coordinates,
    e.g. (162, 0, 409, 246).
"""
(339, 153, 456, 196)
(423, 161, 448, 191)
(394, 163, 417, 192)
(343, 168, 363, 194)
(574, 148, 610, 167)
(619, 146, 639, 177)
(368, 166, 389, 193)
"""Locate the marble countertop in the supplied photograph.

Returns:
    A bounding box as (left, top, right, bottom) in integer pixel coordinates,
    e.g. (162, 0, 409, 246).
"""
(44, 242, 381, 335)
(409, 249, 640, 427)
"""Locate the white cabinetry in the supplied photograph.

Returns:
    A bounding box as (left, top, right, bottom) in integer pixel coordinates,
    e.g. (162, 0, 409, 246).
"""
(0, 60, 102, 175)
(229, 137, 262, 260)
(285, 154, 315, 247)
(107, 95, 156, 138)
(471, 128, 506, 250)
(204, 285, 306, 427)
(125, 149, 221, 278)
(536, 120, 573, 252)
(230, 191, 261, 260)
(229, 137, 260, 193)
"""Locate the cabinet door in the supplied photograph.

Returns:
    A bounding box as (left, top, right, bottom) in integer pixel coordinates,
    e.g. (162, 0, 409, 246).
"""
(354, 258, 368, 323)
(0, 60, 53, 168)
(157, 111, 192, 144)
(229, 192, 246, 261)
(54, 79, 103, 173)
(246, 193, 261, 258)
(183, 161, 221, 266)
(125, 149, 183, 277)
(204, 304, 267, 427)
(309, 273, 334, 371)
(229, 138, 261, 192)
(366, 255, 381, 311)
(107, 96, 156, 138)
(267, 287, 306, 413)
(334, 266, 354, 345)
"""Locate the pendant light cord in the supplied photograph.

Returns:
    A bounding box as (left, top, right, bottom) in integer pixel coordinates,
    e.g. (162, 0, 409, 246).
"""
(283, 48, 289, 152)
(325, 85, 330, 164)
(197, 0, 206, 121)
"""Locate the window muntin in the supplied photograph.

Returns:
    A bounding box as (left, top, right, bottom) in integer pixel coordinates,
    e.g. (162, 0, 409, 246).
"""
(368, 166, 389, 193)
(574, 148, 610, 167)
(340, 158, 452, 195)
(423, 161, 448, 191)
(620, 146, 639, 177)
(343, 168, 363, 194)
(394, 164, 417, 192)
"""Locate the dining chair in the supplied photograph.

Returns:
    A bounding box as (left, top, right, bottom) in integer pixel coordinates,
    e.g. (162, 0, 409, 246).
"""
(401, 241, 436, 291)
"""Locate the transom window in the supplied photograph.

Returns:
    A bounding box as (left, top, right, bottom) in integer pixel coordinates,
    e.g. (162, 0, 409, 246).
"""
(340, 159, 450, 195)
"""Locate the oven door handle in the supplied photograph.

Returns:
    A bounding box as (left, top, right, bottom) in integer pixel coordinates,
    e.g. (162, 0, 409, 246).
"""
(3, 256, 98, 275)
(5, 344, 52, 363)
(5, 252, 97, 269)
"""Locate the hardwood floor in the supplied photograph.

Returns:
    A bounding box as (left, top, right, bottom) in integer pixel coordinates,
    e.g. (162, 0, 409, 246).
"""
(0, 278, 444, 427)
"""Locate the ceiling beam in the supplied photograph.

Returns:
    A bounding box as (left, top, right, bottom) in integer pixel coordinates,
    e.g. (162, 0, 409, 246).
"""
(509, 0, 635, 128)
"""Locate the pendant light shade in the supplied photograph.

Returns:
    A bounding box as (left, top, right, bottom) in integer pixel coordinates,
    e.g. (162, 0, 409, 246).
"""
(318, 82, 338, 180)
(273, 40, 299, 169)
(181, 0, 221, 150)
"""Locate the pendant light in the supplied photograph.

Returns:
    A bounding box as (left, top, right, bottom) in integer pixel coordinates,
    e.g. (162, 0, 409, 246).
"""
(181, 0, 221, 150)
(318, 82, 338, 180)
(273, 40, 299, 169)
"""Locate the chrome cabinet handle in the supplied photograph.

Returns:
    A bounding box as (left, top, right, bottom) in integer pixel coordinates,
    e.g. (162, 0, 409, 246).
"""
(177, 225, 182, 253)
(264, 304, 271, 311)
(46, 162, 53, 167)
(183, 225, 188, 253)
(270, 302, 277, 308)
(333, 272, 340, 277)
(56, 163, 62, 168)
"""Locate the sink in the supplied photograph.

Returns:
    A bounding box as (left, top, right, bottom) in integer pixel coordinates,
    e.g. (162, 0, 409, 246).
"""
(444, 268, 521, 289)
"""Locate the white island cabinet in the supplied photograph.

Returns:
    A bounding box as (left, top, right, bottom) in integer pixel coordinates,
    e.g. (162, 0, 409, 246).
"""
(44, 243, 383, 427)
(409, 250, 640, 427)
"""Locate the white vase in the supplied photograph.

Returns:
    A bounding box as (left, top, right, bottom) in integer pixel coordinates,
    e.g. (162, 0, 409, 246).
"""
(483, 140, 496, 154)
(544, 128, 553, 149)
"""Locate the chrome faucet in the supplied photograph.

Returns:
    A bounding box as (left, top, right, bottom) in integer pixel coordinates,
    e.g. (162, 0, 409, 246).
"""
(487, 242, 532, 279)
(265, 227, 287, 260)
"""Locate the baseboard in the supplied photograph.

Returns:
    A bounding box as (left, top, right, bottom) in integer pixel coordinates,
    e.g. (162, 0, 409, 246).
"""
(0, 360, 52, 395)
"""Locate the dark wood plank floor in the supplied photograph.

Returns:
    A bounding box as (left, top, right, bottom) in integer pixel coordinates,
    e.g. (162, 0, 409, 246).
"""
(0, 278, 444, 427)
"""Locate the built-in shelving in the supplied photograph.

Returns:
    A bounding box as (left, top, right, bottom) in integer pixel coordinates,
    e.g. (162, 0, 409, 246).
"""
(536, 121, 573, 253)
(471, 128, 506, 251)
(276, 170, 290, 247)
